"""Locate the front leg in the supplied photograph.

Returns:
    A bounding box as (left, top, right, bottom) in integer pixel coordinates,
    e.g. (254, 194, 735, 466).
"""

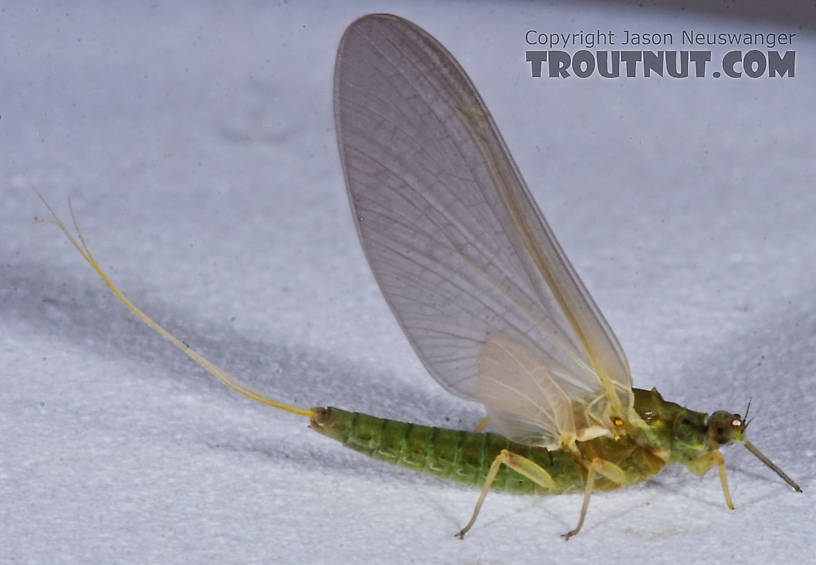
(687, 450, 734, 509)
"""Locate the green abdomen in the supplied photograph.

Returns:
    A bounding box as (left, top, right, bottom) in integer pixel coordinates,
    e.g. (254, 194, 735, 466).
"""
(309, 407, 585, 494)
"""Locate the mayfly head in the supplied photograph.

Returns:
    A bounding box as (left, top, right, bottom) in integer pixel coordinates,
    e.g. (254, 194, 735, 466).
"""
(705, 399, 752, 446)
(706, 410, 747, 446)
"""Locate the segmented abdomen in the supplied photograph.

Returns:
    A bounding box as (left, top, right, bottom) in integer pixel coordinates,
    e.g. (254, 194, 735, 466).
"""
(310, 407, 585, 494)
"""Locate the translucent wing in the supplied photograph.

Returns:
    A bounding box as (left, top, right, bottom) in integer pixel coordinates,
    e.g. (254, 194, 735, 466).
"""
(334, 14, 634, 447)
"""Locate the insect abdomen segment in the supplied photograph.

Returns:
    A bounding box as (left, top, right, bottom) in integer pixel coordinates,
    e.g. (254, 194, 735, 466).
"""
(309, 407, 585, 494)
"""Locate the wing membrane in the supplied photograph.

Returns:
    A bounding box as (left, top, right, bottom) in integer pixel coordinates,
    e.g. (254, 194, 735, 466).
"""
(334, 14, 633, 446)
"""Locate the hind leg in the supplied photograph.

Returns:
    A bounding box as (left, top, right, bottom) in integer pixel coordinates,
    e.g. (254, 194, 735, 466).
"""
(456, 449, 556, 539)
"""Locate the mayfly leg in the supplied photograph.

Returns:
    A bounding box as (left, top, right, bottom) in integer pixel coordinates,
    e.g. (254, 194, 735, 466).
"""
(456, 449, 556, 539)
(687, 450, 734, 509)
(562, 458, 627, 540)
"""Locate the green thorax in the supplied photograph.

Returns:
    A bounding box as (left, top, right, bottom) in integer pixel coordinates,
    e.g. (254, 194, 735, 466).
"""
(630, 387, 730, 467)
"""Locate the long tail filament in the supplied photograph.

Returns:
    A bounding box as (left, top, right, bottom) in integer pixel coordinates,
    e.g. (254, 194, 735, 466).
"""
(36, 193, 313, 419)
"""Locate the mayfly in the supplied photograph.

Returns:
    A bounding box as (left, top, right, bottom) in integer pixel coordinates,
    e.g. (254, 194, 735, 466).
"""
(38, 13, 801, 539)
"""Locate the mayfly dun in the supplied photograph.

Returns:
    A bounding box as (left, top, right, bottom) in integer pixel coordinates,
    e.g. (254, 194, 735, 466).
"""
(38, 13, 801, 539)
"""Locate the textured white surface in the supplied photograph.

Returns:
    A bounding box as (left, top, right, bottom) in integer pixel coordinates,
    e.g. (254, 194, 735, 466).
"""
(3, 2, 814, 564)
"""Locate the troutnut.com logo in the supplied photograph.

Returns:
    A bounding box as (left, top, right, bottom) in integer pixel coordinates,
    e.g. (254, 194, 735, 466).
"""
(525, 30, 797, 78)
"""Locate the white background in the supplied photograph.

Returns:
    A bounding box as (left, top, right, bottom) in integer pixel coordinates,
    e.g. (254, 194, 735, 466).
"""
(3, 1, 814, 563)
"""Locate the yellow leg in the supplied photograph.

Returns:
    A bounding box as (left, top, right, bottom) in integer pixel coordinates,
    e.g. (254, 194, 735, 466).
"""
(562, 458, 627, 540)
(687, 450, 734, 509)
(456, 449, 556, 539)
(473, 416, 490, 433)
